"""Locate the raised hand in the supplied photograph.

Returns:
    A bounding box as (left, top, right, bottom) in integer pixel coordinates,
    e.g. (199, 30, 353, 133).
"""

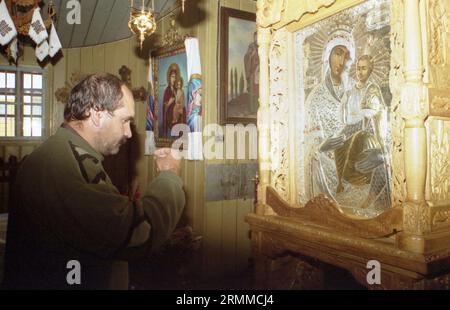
(154, 148, 182, 176)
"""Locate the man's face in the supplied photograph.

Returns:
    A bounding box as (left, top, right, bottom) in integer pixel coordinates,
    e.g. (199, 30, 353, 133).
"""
(97, 86, 135, 156)
(356, 58, 372, 84)
(329, 45, 350, 81)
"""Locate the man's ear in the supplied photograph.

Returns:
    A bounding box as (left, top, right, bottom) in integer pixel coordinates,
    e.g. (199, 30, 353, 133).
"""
(90, 108, 103, 128)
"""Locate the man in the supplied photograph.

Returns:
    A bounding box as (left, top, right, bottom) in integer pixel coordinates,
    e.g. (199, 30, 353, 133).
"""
(3, 73, 185, 289)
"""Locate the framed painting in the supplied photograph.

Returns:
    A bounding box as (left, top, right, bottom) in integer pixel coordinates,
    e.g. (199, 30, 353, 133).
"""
(152, 44, 188, 147)
(219, 7, 258, 125)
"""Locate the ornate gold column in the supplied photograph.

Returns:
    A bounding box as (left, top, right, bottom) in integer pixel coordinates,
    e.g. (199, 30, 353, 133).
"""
(398, 0, 430, 252)
(256, 25, 272, 215)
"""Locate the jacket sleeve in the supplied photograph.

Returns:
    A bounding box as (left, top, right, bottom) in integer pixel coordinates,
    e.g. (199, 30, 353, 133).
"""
(54, 166, 185, 260)
(115, 171, 186, 260)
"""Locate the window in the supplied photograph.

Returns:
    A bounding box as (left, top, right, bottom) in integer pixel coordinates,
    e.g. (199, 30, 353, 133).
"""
(0, 68, 45, 138)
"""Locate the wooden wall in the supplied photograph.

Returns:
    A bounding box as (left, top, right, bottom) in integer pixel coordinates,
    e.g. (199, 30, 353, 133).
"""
(0, 0, 257, 279)
(149, 0, 257, 278)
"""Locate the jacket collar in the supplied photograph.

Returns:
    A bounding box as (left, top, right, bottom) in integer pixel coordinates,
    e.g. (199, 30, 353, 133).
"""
(57, 124, 104, 162)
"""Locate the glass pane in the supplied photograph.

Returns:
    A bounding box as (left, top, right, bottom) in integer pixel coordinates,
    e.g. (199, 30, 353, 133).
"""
(0, 117, 5, 136)
(32, 96, 42, 104)
(7, 105, 14, 115)
(24, 95, 31, 103)
(23, 117, 31, 137)
(0, 104, 5, 115)
(0, 95, 5, 102)
(6, 73, 15, 88)
(32, 105, 42, 116)
(32, 117, 42, 137)
(6, 117, 15, 137)
(24, 105, 31, 115)
(7, 95, 15, 103)
(23, 74, 32, 89)
(0, 73, 5, 88)
(33, 74, 43, 89)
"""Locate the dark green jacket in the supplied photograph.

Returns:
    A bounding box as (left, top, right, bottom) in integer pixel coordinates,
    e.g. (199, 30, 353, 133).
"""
(4, 126, 185, 289)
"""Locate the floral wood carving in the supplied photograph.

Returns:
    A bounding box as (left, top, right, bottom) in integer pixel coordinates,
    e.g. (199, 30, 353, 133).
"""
(432, 210, 450, 230)
(429, 92, 450, 118)
(429, 0, 447, 66)
(390, 0, 407, 206)
(429, 118, 450, 201)
(256, 0, 284, 28)
(269, 28, 289, 200)
(257, 0, 337, 29)
(265, 186, 402, 238)
(402, 201, 430, 235)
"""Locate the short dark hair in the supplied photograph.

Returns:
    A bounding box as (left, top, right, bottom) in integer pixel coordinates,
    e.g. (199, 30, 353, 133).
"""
(64, 73, 125, 121)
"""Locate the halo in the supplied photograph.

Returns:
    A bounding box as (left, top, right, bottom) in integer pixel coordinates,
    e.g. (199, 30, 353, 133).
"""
(302, 12, 356, 85)
(321, 29, 356, 85)
(301, 2, 391, 90)
(349, 14, 391, 88)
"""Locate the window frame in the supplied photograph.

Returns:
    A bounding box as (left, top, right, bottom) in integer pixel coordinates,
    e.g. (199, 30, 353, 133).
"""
(0, 65, 46, 141)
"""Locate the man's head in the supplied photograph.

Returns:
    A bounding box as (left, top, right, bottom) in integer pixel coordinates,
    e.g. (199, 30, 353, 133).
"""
(356, 55, 374, 85)
(64, 73, 135, 156)
(329, 45, 350, 83)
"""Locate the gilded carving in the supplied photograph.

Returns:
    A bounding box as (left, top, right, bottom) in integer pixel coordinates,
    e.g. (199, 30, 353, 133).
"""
(257, 0, 338, 29)
(429, 0, 446, 65)
(389, 0, 406, 206)
(256, 0, 284, 28)
(430, 94, 450, 118)
(432, 210, 450, 229)
(269, 28, 290, 200)
(428, 0, 450, 88)
(265, 186, 402, 239)
(429, 118, 450, 201)
(250, 0, 450, 290)
(402, 202, 431, 235)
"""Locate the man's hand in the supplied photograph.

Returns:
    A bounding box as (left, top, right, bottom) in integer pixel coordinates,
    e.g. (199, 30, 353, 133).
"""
(319, 135, 345, 152)
(154, 148, 181, 176)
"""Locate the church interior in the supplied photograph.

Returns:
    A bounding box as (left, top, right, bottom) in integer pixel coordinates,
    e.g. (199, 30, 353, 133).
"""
(0, 0, 450, 290)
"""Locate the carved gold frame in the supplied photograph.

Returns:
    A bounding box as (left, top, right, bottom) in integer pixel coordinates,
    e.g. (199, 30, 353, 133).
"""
(254, 0, 450, 255)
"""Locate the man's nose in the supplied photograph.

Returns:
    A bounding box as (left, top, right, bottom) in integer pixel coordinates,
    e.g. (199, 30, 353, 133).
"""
(124, 123, 132, 139)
